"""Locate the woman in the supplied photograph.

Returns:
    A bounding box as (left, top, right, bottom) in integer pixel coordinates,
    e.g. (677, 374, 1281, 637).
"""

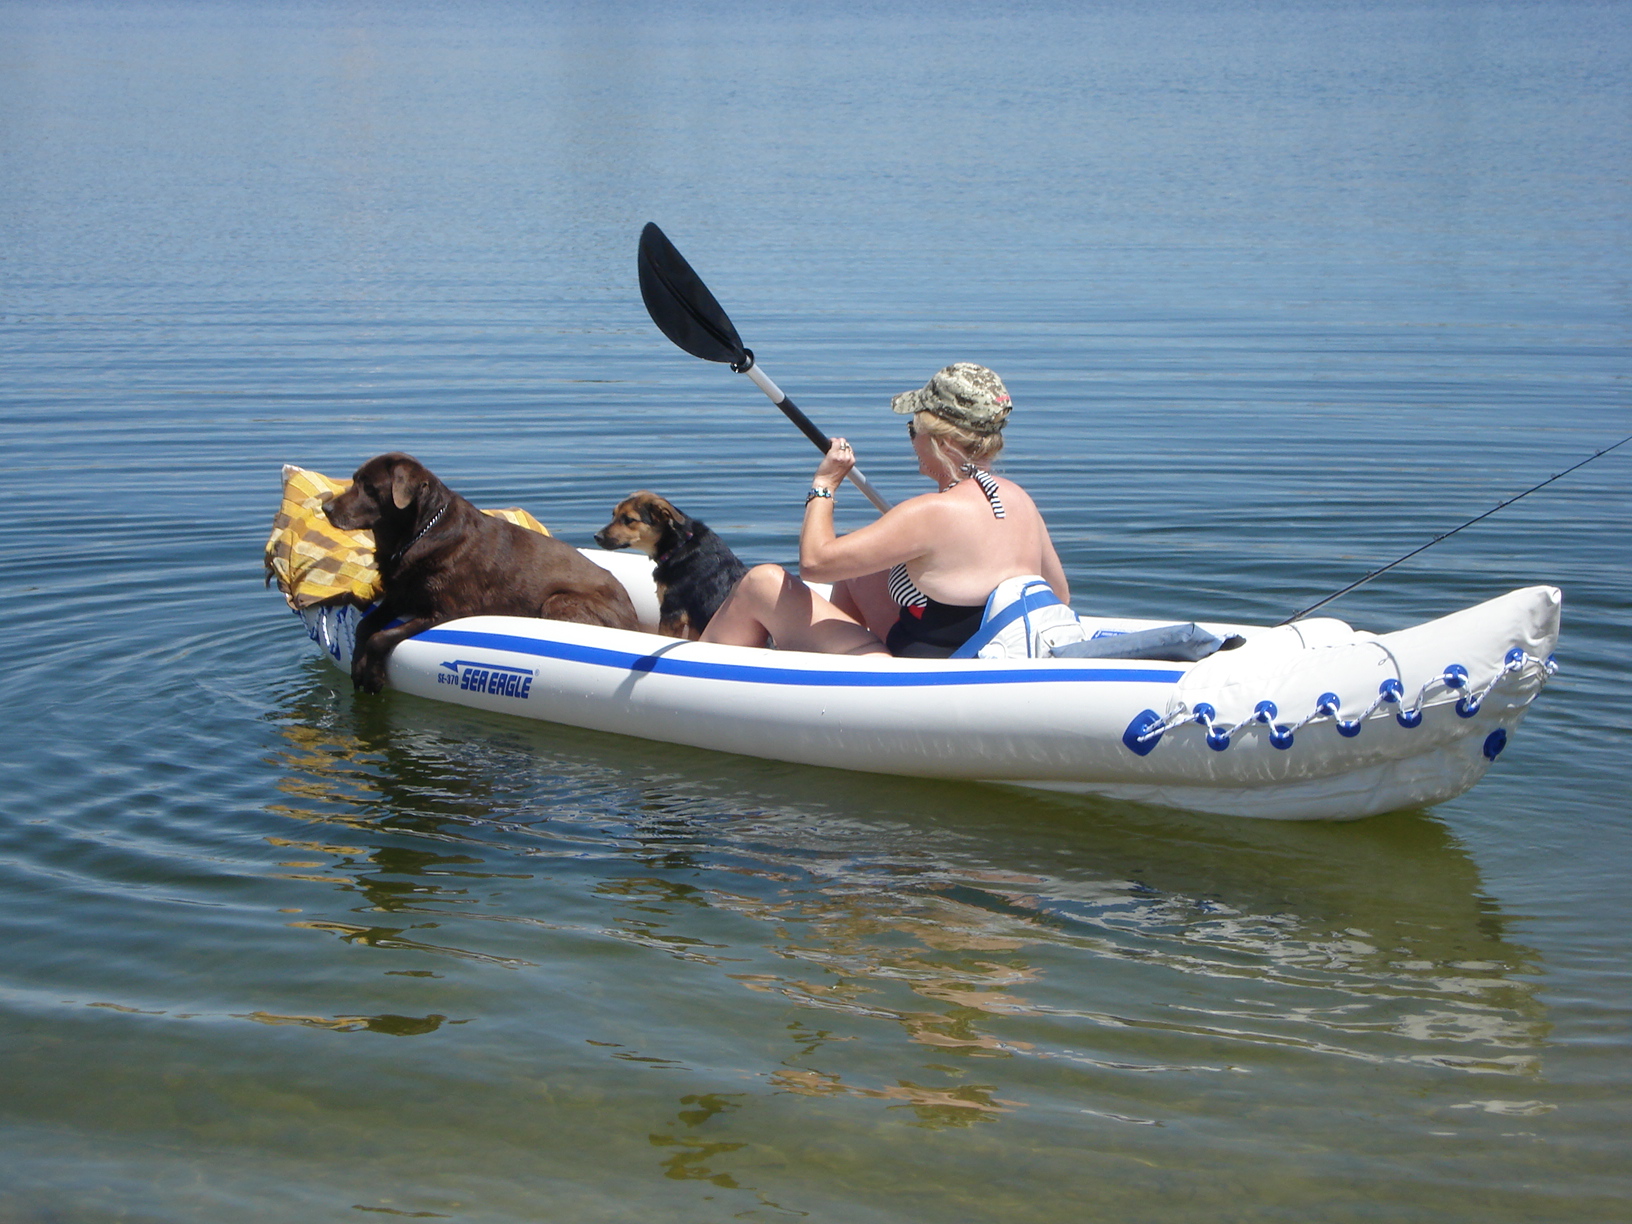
(700, 363, 1069, 658)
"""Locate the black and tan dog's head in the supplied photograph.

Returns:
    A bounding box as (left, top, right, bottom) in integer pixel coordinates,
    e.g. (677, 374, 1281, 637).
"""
(325, 452, 439, 533)
(594, 491, 685, 558)
(595, 489, 744, 639)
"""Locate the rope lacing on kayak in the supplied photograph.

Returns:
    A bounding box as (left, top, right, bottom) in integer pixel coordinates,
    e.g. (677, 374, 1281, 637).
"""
(1132, 649, 1556, 753)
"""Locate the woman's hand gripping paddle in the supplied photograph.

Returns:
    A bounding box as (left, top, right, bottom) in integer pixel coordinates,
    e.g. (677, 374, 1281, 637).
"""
(638, 222, 893, 512)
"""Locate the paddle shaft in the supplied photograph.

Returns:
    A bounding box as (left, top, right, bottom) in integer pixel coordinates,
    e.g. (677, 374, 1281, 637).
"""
(741, 362, 893, 512)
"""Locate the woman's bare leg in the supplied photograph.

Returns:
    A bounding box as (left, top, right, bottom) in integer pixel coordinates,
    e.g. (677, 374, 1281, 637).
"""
(701, 565, 888, 655)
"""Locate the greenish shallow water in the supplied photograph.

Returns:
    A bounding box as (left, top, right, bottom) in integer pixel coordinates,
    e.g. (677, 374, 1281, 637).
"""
(1, 2, 1628, 1220)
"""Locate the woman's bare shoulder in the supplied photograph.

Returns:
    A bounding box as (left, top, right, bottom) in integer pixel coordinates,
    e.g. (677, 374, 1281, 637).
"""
(990, 475, 1042, 512)
(882, 489, 950, 519)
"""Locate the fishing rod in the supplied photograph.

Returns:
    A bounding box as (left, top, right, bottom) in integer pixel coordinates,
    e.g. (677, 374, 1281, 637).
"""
(1282, 432, 1631, 624)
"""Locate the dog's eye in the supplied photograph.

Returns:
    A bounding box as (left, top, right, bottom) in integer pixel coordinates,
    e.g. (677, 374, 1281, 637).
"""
(622, 516, 638, 526)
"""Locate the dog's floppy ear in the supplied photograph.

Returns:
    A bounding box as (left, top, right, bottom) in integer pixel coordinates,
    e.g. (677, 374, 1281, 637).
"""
(640, 494, 678, 526)
(390, 462, 424, 511)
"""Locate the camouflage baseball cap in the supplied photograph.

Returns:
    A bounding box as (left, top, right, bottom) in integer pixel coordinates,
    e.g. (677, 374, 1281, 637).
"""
(889, 363, 1013, 434)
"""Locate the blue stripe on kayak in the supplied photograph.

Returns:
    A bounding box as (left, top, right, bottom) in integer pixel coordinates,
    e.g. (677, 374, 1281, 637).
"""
(413, 627, 1185, 688)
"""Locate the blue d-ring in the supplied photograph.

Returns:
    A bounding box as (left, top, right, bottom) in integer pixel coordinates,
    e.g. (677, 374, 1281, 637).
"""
(1379, 679, 1404, 703)
(1254, 700, 1278, 724)
(1337, 719, 1363, 738)
(1442, 664, 1469, 690)
(1397, 708, 1423, 729)
(1269, 725, 1295, 750)
(1206, 730, 1231, 752)
(1121, 709, 1165, 757)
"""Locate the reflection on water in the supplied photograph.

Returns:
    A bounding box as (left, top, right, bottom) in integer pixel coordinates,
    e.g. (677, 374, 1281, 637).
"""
(263, 662, 1549, 1132)
(239, 1009, 458, 1036)
(651, 1092, 748, 1186)
(0, 652, 1555, 1221)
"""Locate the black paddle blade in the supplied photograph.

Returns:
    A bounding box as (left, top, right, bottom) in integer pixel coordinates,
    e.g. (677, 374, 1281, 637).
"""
(638, 222, 748, 365)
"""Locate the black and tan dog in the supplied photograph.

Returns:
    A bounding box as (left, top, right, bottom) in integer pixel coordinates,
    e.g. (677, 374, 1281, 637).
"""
(595, 491, 747, 640)
(326, 453, 639, 692)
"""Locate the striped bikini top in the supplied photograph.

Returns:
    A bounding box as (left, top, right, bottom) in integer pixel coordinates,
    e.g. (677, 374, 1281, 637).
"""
(887, 464, 1006, 610)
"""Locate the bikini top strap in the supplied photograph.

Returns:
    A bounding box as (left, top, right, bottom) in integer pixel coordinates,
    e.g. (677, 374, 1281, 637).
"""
(887, 562, 928, 609)
(962, 464, 1006, 519)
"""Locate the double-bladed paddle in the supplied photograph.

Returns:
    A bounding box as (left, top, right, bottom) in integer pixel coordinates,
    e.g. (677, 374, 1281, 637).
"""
(638, 222, 892, 512)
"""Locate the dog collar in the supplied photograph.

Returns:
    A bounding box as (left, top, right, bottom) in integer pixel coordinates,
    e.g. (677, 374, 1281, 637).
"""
(391, 503, 447, 564)
(656, 529, 694, 565)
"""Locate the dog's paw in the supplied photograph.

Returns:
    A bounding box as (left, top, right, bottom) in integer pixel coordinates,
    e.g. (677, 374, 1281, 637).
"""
(351, 657, 388, 694)
(658, 612, 695, 640)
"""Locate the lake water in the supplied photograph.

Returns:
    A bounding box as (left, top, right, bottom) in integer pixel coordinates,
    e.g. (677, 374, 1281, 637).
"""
(2, 1, 1628, 1220)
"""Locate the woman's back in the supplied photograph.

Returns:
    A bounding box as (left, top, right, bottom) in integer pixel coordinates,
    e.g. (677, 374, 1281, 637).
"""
(893, 474, 1062, 607)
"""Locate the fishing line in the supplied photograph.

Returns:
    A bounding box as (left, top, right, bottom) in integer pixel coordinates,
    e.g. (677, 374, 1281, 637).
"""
(1282, 432, 1631, 624)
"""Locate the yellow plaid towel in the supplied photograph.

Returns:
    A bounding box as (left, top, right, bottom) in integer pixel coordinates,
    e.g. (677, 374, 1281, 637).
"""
(264, 464, 550, 610)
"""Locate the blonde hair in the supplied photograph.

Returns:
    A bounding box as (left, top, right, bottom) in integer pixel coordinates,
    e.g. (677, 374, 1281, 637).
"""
(914, 410, 1004, 471)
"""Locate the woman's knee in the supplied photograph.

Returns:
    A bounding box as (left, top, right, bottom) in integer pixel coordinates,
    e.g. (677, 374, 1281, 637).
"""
(735, 563, 800, 605)
(715, 564, 794, 622)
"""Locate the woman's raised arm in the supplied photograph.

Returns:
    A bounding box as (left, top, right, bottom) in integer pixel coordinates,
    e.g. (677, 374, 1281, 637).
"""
(797, 439, 936, 582)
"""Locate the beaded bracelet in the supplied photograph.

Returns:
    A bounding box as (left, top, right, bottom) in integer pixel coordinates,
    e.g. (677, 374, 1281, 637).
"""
(805, 487, 834, 504)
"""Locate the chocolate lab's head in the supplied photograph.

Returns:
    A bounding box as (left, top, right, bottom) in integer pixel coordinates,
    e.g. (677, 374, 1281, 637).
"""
(325, 452, 439, 533)
(594, 491, 683, 558)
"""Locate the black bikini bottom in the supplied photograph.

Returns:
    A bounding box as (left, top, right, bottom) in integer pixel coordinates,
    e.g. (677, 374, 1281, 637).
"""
(885, 600, 986, 659)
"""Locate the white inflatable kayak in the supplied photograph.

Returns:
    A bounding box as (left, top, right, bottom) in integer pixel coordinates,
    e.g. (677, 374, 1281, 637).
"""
(293, 549, 1560, 821)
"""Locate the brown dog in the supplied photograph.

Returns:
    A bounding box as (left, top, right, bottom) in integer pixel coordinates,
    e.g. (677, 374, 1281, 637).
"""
(326, 452, 638, 692)
(595, 491, 747, 640)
